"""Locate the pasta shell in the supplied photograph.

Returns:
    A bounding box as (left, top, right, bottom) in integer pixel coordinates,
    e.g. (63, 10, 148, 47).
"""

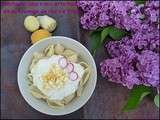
(80, 68, 91, 86)
(27, 73, 33, 85)
(29, 52, 44, 71)
(64, 93, 75, 104)
(29, 85, 46, 99)
(55, 44, 64, 54)
(63, 49, 77, 57)
(77, 85, 83, 97)
(47, 99, 64, 108)
(67, 54, 78, 63)
(33, 52, 44, 59)
(44, 45, 55, 56)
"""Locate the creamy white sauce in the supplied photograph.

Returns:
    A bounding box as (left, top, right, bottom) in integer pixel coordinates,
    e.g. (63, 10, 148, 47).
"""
(31, 55, 85, 100)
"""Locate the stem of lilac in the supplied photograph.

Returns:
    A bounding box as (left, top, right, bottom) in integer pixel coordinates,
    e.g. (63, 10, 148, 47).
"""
(157, 87, 159, 94)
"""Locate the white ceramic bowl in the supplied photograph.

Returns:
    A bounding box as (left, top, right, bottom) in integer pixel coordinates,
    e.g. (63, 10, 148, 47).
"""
(17, 36, 97, 116)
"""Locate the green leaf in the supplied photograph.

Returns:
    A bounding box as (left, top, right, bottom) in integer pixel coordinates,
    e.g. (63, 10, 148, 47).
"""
(101, 27, 111, 42)
(90, 26, 127, 56)
(109, 26, 127, 40)
(90, 31, 101, 56)
(95, 27, 105, 32)
(154, 95, 159, 108)
(123, 85, 152, 111)
(135, 0, 146, 5)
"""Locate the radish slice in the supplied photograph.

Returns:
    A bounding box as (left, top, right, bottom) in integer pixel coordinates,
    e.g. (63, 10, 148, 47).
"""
(58, 57, 67, 68)
(70, 71, 78, 81)
(66, 63, 74, 73)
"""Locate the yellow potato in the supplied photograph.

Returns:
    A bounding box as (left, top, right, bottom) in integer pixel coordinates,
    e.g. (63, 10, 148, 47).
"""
(31, 29, 51, 44)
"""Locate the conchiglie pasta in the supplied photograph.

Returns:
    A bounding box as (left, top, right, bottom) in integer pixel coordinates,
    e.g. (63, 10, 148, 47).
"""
(29, 52, 44, 71)
(76, 85, 83, 97)
(63, 49, 77, 57)
(77, 65, 91, 96)
(67, 54, 78, 63)
(29, 85, 46, 99)
(63, 93, 75, 104)
(44, 45, 54, 56)
(54, 44, 64, 55)
(47, 99, 64, 108)
(79, 62, 89, 69)
(79, 68, 91, 86)
(27, 73, 33, 85)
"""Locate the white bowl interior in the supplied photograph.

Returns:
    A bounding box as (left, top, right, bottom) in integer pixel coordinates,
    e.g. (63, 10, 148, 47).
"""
(18, 36, 97, 115)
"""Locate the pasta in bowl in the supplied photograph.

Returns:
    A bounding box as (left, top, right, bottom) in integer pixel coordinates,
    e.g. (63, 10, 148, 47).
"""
(18, 36, 97, 115)
(28, 44, 91, 108)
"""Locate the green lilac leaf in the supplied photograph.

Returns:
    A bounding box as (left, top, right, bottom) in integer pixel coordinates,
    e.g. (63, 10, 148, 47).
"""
(90, 26, 127, 56)
(109, 26, 127, 40)
(135, 0, 146, 5)
(154, 95, 159, 108)
(101, 27, 111, 42)
(96, 27, 105, 32)
(90, 31, 101, 56)
(123, 85, 152, 111)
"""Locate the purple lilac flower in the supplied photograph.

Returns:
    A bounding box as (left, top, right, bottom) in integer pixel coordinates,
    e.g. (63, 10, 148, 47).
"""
(78, 1, 144, 31)
(78, 1, 160, 89)
(137, 50, 159, 87)
(100, 55, 140, 89)
(100, 50, 159, 89)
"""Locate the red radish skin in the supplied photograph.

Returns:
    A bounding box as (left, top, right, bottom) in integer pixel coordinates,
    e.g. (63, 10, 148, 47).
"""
(58, 57, 67, 68)
(70, 71, 78, 81)
(66, 63, 74, 73)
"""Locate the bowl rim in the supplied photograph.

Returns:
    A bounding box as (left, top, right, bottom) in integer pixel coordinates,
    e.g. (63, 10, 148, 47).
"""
(17, 36, 97, 116)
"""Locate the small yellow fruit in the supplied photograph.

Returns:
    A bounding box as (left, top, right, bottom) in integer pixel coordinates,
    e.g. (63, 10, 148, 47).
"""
(37, 15, 57, 32)
(24, 16, 39, 32)
(31, 29, 51, 44)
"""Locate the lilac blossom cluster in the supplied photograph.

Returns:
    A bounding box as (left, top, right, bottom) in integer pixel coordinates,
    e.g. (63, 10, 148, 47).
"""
(78, 1, 160, 89)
